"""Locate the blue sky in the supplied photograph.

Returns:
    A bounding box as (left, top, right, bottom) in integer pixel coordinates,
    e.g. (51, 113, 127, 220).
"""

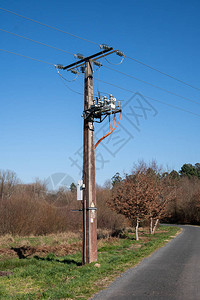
(0, 0, 200, 187)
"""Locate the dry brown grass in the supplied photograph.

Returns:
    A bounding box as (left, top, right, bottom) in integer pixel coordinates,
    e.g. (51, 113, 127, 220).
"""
(0, 231, 82, 259)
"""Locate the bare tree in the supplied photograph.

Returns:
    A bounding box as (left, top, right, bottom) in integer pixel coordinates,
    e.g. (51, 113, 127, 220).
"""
(109, 173, 150, 240)
(0, 170, 19, 200)
(109, 161, 176, 238)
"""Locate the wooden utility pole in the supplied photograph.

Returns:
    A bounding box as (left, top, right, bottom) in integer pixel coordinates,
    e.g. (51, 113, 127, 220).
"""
(83, 59, 97, 264)
(58, 47, 121, 265)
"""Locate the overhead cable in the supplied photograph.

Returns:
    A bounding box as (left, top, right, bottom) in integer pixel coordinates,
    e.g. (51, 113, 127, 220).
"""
(126, 55, 200, 92)
(103, 65, 200, 107)
(1, 7, 199, 92)
(0, 7, 99, 45)
(56, 69, 83, 95)
(96, 78, 200, 118)
(0, 48, 54, 65)
(0, 28, 74, 55)
(55, 67, 80, 83)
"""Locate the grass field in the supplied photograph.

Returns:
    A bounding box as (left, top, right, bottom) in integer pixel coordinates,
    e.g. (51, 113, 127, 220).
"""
(0, 226, 180, 299)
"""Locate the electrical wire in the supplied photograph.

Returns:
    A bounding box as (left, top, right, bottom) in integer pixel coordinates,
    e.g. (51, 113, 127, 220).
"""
(0, 28, 74, 55)
(0, 48, 83, 95)
(99, 45, 126, 66)
(126, 55, 200, 92)
(3, 47, 197, 116)
(56, 70, 83, 95)
(96, 64, 101, 94)
(0, 48, 54, 65)
(55, 67, 80, 82)
(102, 115, 112, 138)
(1, 7, 199, 113)
(1, 7, 199, 92)
(2, 47, 198, 119)
(95, 115, 115, 149)
(0, 7, 99, 46)
(103, 54, 125, 66)
(103, 65, 200, 107)
(54, 51, 83, 94)
(95, 112, 122, 149)
(94, 116, 116, 149)
(75, 70, 108, 98)
(2, 31, 196, 107)
(95, 78, 200, 118)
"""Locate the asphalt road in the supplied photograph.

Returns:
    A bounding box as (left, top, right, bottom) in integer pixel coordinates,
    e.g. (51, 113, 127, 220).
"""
(92, 225, 200, 300)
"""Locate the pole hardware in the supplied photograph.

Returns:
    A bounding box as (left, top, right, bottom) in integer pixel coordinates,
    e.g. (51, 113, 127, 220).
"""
(61, 48, 113, 71)
(82, 94, 122, 122)
(86, 207, 97, 211)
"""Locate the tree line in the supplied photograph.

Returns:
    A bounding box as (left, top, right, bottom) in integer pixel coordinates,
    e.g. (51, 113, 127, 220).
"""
(109, 162, 200, 239)
(0, 170, 125, 236)
(0, 162, 200, 237)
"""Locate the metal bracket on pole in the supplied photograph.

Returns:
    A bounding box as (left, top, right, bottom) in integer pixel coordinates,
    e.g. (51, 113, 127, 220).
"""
(86, 207, 97, 211)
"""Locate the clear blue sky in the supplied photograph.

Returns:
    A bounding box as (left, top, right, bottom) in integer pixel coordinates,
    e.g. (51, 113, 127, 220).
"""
(0, 0, 200, 187)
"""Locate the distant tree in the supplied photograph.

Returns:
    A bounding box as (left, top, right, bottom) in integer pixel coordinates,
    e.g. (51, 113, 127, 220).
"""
(0, 170, 19, 200)
(32, 179, 47, 199)
(180, 164, 198, 178)
(111, 172, 122, 187)
(70, 182, 77, 193)
(103, 179, 112, 190)
(162, 172, 169, 178)
(169, 170, 180, 180)
(195, 163, 200, 170)
(195, 163, 200, 179)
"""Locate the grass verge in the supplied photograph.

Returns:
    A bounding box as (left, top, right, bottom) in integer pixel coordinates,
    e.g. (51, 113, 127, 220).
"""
(0, 226, 180, 299)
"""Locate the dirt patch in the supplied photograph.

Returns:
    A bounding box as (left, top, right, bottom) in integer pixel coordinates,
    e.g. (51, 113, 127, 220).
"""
(0, 271, 13, 277)
(0, 242, 82, 259)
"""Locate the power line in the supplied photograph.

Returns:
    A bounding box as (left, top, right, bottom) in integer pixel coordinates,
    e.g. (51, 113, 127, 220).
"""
(1, 7, 199, 93)
(103, 65, 200, 107)
(2, 30, 196, 106)
(1, 5, 199, 107)
(0, 48, 83, 94)
(96, 78, 200, 118)
(103, 54, 125, 66)
(126, 55, 200, 92)
(56, 68, 80, 83)
(0, 28, 74, 55)
(1, 47, 199, 116)
(0, 48, 54, 65)
(0, 48, 103, 96)
(58, 74, 83, 95)
(56, 68, 83, 95)
(0, 7, 99, 46)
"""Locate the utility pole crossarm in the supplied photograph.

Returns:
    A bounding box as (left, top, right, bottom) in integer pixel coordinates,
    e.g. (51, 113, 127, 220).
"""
(61, 48, 114, 70)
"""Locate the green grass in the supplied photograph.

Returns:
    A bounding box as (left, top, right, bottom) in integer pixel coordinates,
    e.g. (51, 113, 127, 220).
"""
(0, 226, 180, 299)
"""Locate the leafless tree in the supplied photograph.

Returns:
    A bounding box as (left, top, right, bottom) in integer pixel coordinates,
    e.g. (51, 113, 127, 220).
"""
(0, 170, 19, 200)
(109, 161, 175, 239)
